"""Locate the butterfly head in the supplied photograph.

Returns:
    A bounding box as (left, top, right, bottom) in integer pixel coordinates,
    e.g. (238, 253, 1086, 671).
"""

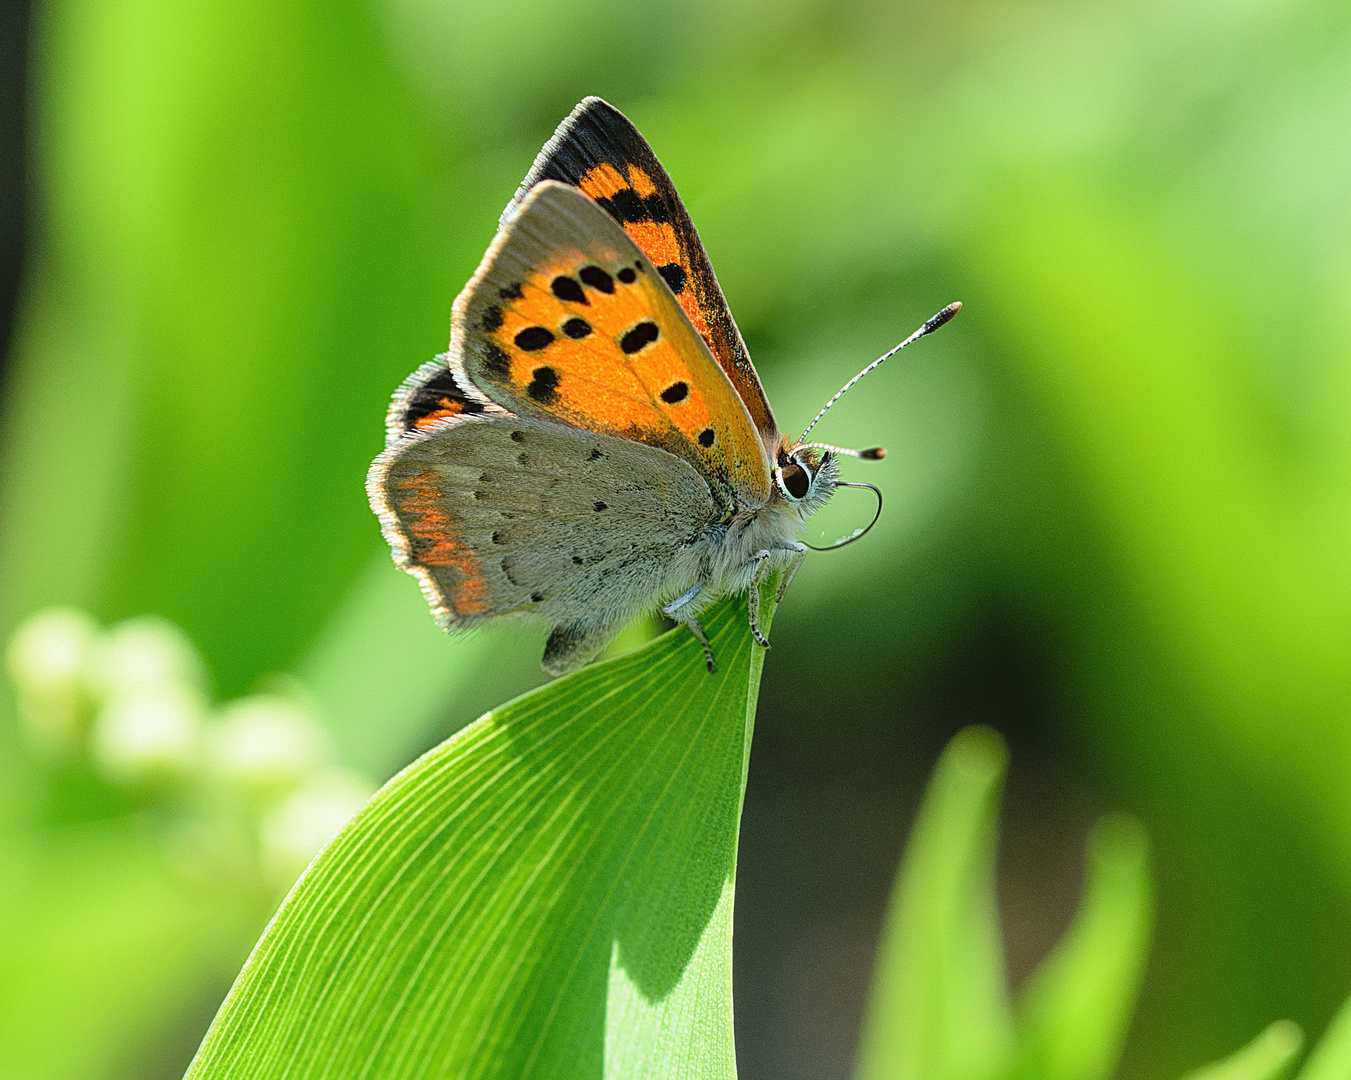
(774, 444, 838, 516)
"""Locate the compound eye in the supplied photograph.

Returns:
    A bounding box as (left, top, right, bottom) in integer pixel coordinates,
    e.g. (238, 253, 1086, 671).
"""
(781, 462, 810, 500)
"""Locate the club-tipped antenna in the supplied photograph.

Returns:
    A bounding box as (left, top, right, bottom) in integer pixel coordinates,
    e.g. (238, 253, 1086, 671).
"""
(799, 442, 887, 460)
(798, 301, 961, 445)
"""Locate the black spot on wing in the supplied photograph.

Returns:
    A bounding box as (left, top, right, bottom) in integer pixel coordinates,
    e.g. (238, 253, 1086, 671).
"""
(595, 186, 674, 228)
(660, 381, 689, 404)
(515, 326, 554, 351)
(617, 266, 636, 284)
(562, 317, 592, 339)
(579, 266, 614, 294)
(644, 193, 671, 223)
(481, 305, 504, 332)
(698, 428, 715, 447)
(657, 263, 687, 295)
(620, 321, 659, 354)
(594, 502, 608, 511)
(551, 275, 588, 304)
(482, 343, 511, 377)
(599, 188, 646, 222)
(510, 431, 525, 442)
(498, 282, 524, 300)
(528, 366, 560, 403)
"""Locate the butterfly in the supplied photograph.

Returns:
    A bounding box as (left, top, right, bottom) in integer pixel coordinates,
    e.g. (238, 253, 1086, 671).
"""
(367, 97, 959, 675)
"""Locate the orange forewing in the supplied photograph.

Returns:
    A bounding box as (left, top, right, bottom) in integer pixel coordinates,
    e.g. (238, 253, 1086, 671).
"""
(508, 97, 778, 442)
(574, 161, 709, 342)
(457, 182, 770, 506)
(492, 258, 714, 441)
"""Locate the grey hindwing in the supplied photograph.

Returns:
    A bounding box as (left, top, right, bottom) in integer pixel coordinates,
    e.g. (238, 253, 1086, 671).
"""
(372, 413, 722, 671)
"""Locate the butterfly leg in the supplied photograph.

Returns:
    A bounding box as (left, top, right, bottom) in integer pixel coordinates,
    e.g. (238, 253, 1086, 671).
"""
(748, 541, 808, 647)
(747, 551, 774, 649)
(776, 544, 808, 603)
(663, 584, 716, 673)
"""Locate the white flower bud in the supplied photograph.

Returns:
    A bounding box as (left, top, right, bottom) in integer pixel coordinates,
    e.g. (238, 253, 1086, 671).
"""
(6, 607, 98, 691)
(5, 608, 100, 753)
(206, 696, 331, 792)
(91, 685, 205, 782)
(260, 768, 375, 884)
(90, 616, 206, 700)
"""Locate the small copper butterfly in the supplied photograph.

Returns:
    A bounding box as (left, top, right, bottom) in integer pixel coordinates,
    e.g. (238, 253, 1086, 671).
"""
(368, 98, 959, 674)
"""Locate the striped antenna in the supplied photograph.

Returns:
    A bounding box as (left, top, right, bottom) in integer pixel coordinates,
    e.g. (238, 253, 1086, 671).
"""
(798, 301, 961, 444)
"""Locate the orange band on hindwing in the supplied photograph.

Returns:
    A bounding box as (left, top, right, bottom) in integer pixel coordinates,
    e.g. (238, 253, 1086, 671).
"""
(412, 399, 469, 429)
(391, 362, 488, 438)
(395, 471, 490, 616)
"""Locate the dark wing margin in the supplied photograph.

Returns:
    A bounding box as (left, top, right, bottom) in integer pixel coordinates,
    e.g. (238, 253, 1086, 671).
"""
(505, 96, 778, 441)
(384, 356, 496, 445)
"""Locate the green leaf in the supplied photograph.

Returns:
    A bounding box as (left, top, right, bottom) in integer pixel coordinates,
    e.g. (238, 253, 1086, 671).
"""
(1181, 1022, 1304, 1080)
(1295, 989, 1351, 1080)
(855, 725, 1016, 1080)
(1009, 815, 1153, 1080)
(186, 588, 773, 1080)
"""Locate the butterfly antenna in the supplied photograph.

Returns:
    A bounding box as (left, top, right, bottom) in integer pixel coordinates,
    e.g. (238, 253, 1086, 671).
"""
(798, 301, 961, 445)
(800, 441, 887, 459)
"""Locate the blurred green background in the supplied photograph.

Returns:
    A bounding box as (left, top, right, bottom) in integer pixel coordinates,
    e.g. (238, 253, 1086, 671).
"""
(2, 0, 1351, 1077)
